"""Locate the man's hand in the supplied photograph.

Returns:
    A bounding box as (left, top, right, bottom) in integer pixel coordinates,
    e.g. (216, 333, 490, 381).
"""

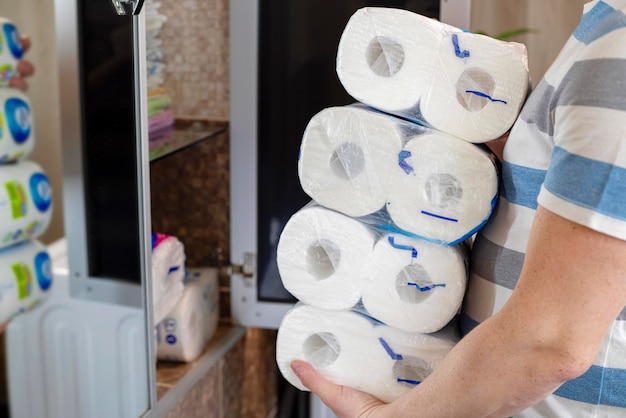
(8, 35, 34, 91)
(291, 360, 390, 418)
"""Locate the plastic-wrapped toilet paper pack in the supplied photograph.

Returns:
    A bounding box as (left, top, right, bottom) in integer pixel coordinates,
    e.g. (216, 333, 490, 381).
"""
(0, 18, 24, 86)
(277, 204, 378, 310)
(361, 233, 468, 334)
(0, 240, 53, 325)
(0, 161, 53, 249)
(299, 105, 413, 218)
(156, 267, 220, 362)
(336, 7, 530, 143)
(0, 89, 35, 163)
(276, 304, 458, 403)
(385, 131, 498, 245)
(152, 232, 186, 324)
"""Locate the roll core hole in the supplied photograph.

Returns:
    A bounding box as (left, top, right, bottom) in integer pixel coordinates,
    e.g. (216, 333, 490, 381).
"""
(393, 356, 432, 387)
(303, 332, 341, 367)
(366, 36, 405, 77)
(306, 239, 340, 280)
(396, 264, 434, 304)
(456, 67, 496, 111)
(330, 142, 365, 180)
(425, 173, 463, 209)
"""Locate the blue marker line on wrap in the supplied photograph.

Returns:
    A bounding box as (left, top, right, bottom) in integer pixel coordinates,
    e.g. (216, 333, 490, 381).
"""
(465, 90, 508, 105)
(452, 34, 470, 58)
(421, 210, 459, 223)
(398, 150, 414, 175)
(379, 338, 403, 360)
(397, 378, 421, 385)
(407, 282, 446, 292)
(387, 236, 418, 258)
(168, 266, 180, 274)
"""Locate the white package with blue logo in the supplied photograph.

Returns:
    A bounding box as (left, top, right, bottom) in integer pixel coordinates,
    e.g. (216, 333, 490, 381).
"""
(0, 161, 52, 249)
(0, 18, 24, 87)
(0, 240, 53, 325)
(156, 267, 220, 363)
(0, 88, 35, 163)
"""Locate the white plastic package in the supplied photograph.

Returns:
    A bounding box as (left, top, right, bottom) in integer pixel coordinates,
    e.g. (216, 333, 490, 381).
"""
(336, 7, 530, 143)
(0, 161, 53, 249)
(0, 89, 35, 163)
(152, 232, 186, 324)
(298, 105, 499, 245)
(0, 240, 53, 325)
(0, 18, 24, 87)
(156, 267, 220, 362)
(277, 203, 469, 333)
(276, 304, 459, 403)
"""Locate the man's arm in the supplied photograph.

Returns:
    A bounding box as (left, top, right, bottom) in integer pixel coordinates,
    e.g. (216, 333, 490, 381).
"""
(293, 206, 626, 417)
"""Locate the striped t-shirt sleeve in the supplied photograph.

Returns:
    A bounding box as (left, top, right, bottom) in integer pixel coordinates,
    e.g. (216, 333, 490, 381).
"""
(538, 25, 626, 241)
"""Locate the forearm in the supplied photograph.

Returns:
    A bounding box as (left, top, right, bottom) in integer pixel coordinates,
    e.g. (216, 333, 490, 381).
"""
(388, 311, 571, 418)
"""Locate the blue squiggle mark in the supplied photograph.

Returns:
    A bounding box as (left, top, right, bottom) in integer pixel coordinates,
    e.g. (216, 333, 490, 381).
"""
(421, 211, 459, 223)
(398, 150, 414, 175)
(388, 236, 418, 258)
(465, 90, 508, 105)
(379, 338, 403, 360)
(407, 282, 447, 292)
(452, 34, 470, 58)
(397, 378, 421, 385)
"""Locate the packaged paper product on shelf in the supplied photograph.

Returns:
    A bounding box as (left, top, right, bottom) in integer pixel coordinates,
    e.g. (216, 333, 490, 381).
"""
(0, 88, 35, 163)
(0, 240, 53, 325)
(156, 267, 220, 362)
(276, 304, 459, 403)
(152, 232, 186, 324)
(0, 161, 53, 249)
(0, 18, 25, 86)
(336, 7, 530, 143)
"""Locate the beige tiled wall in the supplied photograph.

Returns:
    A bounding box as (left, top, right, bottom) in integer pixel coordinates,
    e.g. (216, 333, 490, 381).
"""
(159, 0, 230, 121)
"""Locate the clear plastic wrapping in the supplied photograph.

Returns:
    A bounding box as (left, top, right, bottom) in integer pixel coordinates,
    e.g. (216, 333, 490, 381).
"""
(336, 7, 530, 143)
(276, 304, 459, 403)
(277, 203, 469, 334)
(298, 104, 499, 245)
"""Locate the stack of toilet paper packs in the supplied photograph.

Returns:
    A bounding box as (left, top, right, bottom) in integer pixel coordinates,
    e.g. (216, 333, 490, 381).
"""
(152, 233, 220, 363)
(0, 19, 55, 326)
(276, 8, 530, 402)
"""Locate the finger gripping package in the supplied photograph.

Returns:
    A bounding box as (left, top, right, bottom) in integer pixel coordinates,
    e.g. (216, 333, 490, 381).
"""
(276, 6, 529, 403)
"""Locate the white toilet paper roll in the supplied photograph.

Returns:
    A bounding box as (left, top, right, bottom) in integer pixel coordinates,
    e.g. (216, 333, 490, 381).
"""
(157, 267, 220, 362)
(336, 8, 440, 113)
(362, 234, 468, 333)
(0, 240, 53, 325)
(298, 106, 406, 217)
(277, 204, 377, 310)
(276, 304, 457, 403)
(152, 233, 186, 324)
(0, 18, 24, 86)
(0, 89, 35, 163)
(0, 161, 53, 249)
(386, 132, 498, 245)
(337, 8, 529, 143)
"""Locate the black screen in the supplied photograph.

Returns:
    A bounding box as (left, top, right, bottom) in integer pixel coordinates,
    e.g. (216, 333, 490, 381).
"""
(78, 0, 141, 282)
(257, 1, 440, 302)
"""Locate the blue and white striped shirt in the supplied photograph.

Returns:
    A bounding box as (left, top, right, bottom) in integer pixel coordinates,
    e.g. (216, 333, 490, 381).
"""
(462, 1, 626, 415)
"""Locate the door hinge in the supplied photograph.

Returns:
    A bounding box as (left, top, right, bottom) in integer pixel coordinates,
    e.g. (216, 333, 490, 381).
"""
(227, 252, 256, 279)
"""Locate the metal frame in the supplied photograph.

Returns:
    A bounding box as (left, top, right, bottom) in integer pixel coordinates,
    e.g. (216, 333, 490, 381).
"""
(55, 0, 152, 309)
(229, 0, 473, 330)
